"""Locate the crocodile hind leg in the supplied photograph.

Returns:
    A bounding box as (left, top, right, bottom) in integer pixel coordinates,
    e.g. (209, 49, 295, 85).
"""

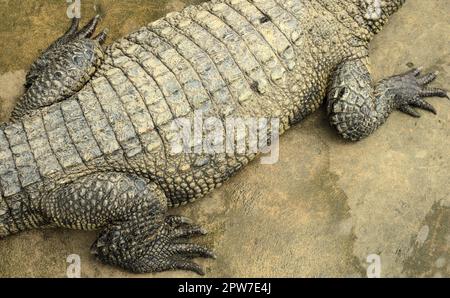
(24, 15, 105, 88)
(41, 172, 214, 274)
(327, 57, 448, 141)
(10, 16, 108, 121)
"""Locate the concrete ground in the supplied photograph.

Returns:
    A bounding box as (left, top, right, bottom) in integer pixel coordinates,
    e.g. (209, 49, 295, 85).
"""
(0, 0, 448, 277)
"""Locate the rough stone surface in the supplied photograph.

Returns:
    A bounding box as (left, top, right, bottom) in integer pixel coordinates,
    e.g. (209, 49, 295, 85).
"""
(0, 0, 448, 277)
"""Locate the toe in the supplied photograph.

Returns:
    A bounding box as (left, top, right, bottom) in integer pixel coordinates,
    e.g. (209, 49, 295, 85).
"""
(94, 29, 108, 44)
(418, 72, 438, 86)
(404, 67, 422, 77)
(411, 97, 437, 114)
(170, 225, 207, 239)
(77, 15, 101, 38)
(420, 87, 448, 99)
(170, 259, 205, 275)
(399, 105, 421, 118)
(166, 215, 193, 227)
(67, 17, 80, 36)
(171, 243, 216, 259)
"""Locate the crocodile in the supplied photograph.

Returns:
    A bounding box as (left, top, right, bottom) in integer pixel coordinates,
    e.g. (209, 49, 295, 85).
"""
(0, 0, 448, 275)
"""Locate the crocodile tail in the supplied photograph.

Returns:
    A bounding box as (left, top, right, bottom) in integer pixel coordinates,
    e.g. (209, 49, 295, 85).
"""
(0, 124, 17, 237)
(0, 193, 17, 238)
(0, 192, 45, 238)
(0, 121, 45, 237)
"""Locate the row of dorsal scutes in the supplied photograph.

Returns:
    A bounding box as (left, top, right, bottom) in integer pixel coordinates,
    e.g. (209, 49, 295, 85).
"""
(159, 0, 300, 116)
(0, 101, 101, 199)
(0, 121, 40, 198)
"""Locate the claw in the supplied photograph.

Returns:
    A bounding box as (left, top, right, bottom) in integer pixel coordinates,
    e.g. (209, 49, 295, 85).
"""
(46, 17, 81, 51)
(399, 105, 421, 118)
(66, 17, 80, 37)
(405, 67, 422, 77)
(77, 15, 101, 38)
(420, 87, 448, 99)
(170, 260, 205, 275)
(411, 97, 437, 114)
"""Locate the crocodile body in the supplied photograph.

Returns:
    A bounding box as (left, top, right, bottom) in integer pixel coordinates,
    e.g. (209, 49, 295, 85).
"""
(0, 0, 447, 274)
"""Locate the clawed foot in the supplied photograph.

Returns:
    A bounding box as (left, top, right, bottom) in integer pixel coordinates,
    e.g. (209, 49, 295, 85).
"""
(387, 67, 448, 118)
(131, 215, 215, 275)
(25, 15, 108, 89)
(92, 215, 215, 275)
(160, 215, 216, 275)
(48, 15, 108, 52)
(12, 15, 109, 119)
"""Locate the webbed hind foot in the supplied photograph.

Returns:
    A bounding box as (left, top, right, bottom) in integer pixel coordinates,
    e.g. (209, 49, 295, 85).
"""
(11, 15, 108, 120)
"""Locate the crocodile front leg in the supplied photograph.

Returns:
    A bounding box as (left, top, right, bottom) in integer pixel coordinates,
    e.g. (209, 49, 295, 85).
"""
(327, 58, 448, 141)
(11, 16, 108, 120)
(41, 172, 214, 274)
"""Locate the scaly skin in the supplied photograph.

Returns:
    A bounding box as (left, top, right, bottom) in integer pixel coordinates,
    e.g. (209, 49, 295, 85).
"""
(0, 0, 448, 274)
(12, 16, 107, 120)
